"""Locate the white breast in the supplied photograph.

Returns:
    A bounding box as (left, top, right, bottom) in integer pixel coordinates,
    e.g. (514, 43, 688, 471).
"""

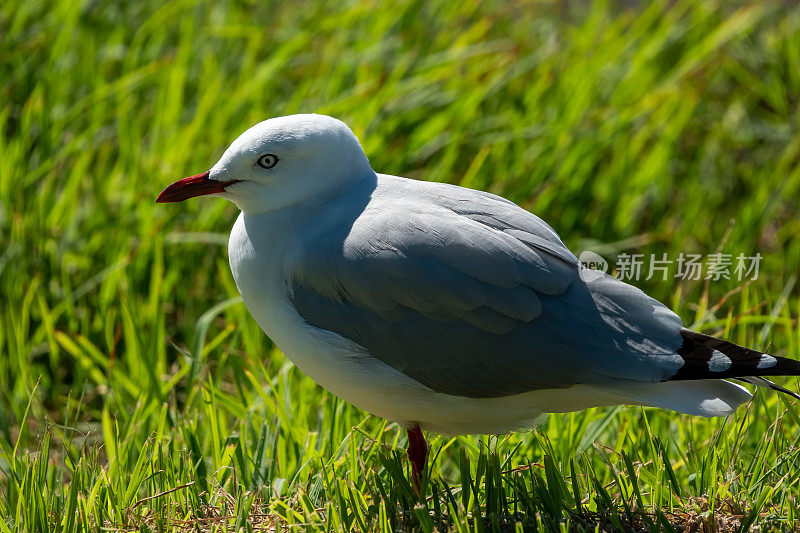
(228, 213, 432, 418)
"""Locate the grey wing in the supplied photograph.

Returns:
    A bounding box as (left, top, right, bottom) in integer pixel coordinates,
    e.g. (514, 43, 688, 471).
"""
(289, 179, 685, 398)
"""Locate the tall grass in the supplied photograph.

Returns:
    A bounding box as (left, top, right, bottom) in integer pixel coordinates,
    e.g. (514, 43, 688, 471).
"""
(1, 0, 799, 530)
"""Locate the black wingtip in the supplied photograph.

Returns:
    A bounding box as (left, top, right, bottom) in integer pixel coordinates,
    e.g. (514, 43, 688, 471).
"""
(669, 329, 800, 399)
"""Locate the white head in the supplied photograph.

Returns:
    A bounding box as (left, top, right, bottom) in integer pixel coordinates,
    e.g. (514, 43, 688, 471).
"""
(156, 114, 374, 214)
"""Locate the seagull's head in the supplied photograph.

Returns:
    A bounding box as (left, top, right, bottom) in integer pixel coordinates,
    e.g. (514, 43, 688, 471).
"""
(156, 114, 373, 213)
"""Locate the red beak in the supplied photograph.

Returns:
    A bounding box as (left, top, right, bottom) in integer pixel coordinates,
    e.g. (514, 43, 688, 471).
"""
(156, 171, 241, 203)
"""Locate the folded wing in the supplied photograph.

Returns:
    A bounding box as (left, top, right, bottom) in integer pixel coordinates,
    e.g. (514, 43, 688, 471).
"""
(288, 177, 685, 398)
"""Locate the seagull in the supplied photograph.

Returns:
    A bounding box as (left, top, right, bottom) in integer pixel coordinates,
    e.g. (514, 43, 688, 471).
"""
(158, 114, 800, 485)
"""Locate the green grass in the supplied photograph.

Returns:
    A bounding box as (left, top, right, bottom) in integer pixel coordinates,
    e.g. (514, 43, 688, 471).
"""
(2, 0, 800, 530)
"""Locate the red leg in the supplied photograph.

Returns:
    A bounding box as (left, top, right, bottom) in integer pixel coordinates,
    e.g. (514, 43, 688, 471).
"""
(407, 424, 427, 491)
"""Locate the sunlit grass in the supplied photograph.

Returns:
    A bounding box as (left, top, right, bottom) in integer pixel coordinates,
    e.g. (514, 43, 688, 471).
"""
(2, 0, 800, 530)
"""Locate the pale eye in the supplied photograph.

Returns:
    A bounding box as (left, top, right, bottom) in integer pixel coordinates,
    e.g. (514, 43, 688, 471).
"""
(256, 154, 279, 169)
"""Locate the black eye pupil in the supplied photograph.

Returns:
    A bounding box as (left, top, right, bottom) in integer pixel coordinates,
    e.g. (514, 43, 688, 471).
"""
(257, 154, 278, 169)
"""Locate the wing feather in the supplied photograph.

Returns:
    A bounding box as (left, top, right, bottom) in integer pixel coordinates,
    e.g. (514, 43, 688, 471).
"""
(289, 176, 684, 397)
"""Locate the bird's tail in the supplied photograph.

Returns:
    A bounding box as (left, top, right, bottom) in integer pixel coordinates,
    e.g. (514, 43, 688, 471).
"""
(601, 329, 800, 417)
(668, 328, 800, 400)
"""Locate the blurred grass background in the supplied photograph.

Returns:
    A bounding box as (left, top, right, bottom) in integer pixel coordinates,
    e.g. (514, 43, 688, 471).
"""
(2, 0, 800, 530)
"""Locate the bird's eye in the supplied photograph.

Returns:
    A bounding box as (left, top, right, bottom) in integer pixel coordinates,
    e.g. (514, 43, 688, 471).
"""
(256, 154, 279, 169)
